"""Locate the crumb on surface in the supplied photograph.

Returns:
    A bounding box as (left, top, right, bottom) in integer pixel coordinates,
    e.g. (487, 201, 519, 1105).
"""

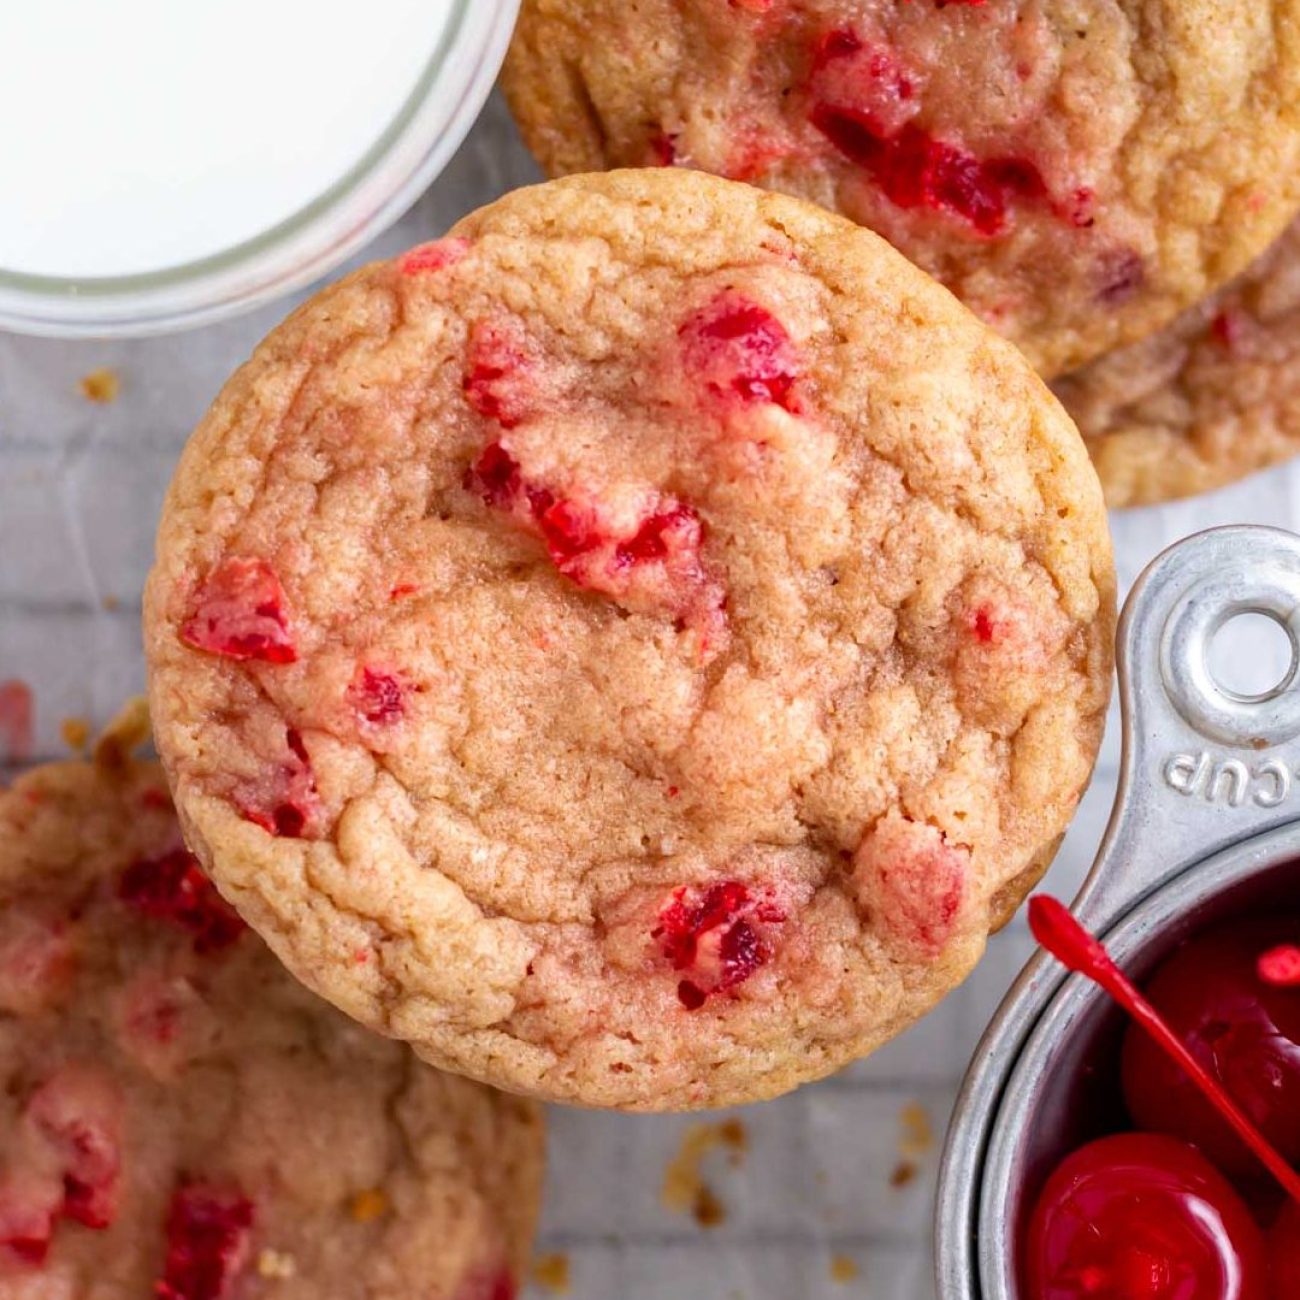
(899, 1102, 934, 1156)
(102, 594, 122, 612)
(830, 1254, 860, 1283)
(79, 367, 121, 403)
(0, 679, 34, 769)
(92, 697, 150, 773)
(662, 1119, 749, 1223)
(349, 1188, 390, 1223)
(257, 1248, 298, 1279)
(532, 1252, 572, 1292)
(61, 717, 91, 752)
(890, 1161, 918, 1189)
(692, 1184, 726, 1229)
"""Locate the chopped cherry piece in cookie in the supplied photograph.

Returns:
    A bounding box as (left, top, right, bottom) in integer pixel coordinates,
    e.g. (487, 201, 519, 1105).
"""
(464, 320, 535, 430)
(648, 130, 678, 166)
(119, 849, 246, 953)
(678, 291, 800, 410)
(348, 667, 409, 726)
(0, 905, 76, 1015)
(398, 237, 471, 276)
(653, 880, 786, 1009)
(465, 442, 555, 520)
(0, 1181, 57, 1266)
(809, 30, 919, 138)
(181, 557, 297, 665)
(854, 814, 969, 959)
(467, 443, 728, 653)
(811, 108, 1049, 237)
(157, 1182, 255, 1300)
(236, 728, 321, 840)
(455, 1269, 518, 1300)
(25, 1064, 123, 1231)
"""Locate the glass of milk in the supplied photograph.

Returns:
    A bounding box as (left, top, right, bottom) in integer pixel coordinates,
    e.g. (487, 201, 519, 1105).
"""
(0, 0, 519, 336)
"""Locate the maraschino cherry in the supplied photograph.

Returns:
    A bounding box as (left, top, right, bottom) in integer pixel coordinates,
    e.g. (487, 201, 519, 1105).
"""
(1023, 1132, 1269, 1299)
(1121, 919, 1300, 1177)
(1022, 897, 1300, 1300)
(1269, 1200, 1300, 1297)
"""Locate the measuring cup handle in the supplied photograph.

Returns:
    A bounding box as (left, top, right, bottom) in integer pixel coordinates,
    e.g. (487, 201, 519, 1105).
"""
(1074, 525, 1300, 930)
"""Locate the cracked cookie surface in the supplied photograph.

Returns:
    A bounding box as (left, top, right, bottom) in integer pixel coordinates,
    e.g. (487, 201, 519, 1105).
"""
(145, 170, 1115, 1110)
(503, 0, 1300, 378)
(0, 710, 543, 1299)
(1055, 214, 1300, 506)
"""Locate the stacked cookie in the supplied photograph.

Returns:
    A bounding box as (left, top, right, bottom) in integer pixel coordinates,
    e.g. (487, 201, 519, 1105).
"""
(0, 704, 543, 1297)
(503, 0, 1300, 506)
(142, 169, 1115, 1111)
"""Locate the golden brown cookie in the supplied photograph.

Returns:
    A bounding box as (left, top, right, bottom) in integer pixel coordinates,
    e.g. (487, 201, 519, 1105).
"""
(145, 170, 1115, 1110)
(1055, 215, 1300, 507)
(503, 0, 1300, 378)
(0, 706, 544, 1299)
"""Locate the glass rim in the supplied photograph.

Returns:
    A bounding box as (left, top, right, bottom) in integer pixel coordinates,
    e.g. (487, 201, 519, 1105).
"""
(0, 0, 520, 338)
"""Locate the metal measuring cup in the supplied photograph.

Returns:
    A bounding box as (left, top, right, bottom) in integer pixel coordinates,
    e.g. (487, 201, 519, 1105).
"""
(936, 525, 1300, 1299)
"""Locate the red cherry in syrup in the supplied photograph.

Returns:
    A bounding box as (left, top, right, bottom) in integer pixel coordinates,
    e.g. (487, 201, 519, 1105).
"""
(1268, 1200, 1300, 1298)
(1023, 1132, 1270, 1299)
(1121, 917, 1300, 1178)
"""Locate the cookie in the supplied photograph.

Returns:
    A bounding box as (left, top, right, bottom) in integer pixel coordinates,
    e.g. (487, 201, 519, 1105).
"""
(502, 0, 1300, 378)
(1054, 215, 1300, 507)
(0, 704, 544, 1300)
(144, 169, 1115, 1110)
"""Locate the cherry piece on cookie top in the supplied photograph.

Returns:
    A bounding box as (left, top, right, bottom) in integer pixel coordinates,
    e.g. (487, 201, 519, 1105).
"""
(234, 727, 321, 840)
(678, 290, 800, 411)
(653, 880, 786, 1010)
(180, 557, 296, 665)
(156, 1182, 256, 1300)
(467, 442, 728, 652)
(1022, 1132, 1269, 1300)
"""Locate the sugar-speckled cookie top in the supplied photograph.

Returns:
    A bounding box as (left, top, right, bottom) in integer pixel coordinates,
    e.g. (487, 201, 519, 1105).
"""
(1055, 215, 1300, 507)
(503, 0, 1300, 378)
(145, 170, 1115, 1110)
(0, 708, 543, 1300)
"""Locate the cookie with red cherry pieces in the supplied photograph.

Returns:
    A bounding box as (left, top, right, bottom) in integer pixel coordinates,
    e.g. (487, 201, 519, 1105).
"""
(144, 169, 1115, 1111)
(0, 703, 543, 1300)
(502, 0, 1300, 379)
(1054, 214, 1300, 507)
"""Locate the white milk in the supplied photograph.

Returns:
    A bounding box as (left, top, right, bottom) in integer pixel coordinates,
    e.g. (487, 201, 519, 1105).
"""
(0, 1, 455, 279)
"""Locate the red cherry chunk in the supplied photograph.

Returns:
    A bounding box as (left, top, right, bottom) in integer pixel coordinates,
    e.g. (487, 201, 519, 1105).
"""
(398, 237, 470, 276)
(181, 557, 296, 665)
(157, 1183, 255, 1300)
(25, 1066, 123, 1232)
(348, 667, 408, 726)
(236, 728, 320, 840)
(464, 320, 534, 430)
(119, 849, 245, 954)
(1023, 1133, 1269, 1299)
(678, 291, 800, 410)
(1121, 917, 1300, 1176)
(811, 105, 1048, 237)
(853, 814, 969, 959)
(456, 1270, 518, 1300)
(466, 443, 728, 653)
(653, 880, 785, 1009)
